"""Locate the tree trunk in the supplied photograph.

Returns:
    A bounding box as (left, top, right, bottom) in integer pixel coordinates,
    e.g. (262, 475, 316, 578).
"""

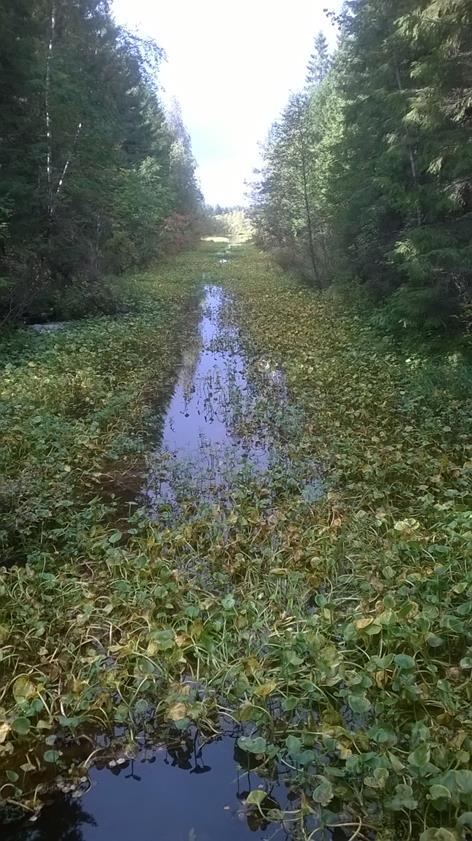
(53, 121, 83, 212)
(393, 54, 422, 227)
(297, 112, 322, 289)
(45, 2, 56, 217)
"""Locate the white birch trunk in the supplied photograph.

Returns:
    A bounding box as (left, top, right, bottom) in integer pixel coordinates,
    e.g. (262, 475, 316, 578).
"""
(54, 121, 83, 206)
(45, 2, 56, 216)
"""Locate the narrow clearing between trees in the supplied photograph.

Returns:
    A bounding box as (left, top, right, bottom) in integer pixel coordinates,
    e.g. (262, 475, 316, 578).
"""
(0, 244, 470, 841)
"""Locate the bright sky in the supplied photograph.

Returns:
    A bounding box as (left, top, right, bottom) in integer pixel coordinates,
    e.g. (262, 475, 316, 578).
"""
(112, 0, 342, 206)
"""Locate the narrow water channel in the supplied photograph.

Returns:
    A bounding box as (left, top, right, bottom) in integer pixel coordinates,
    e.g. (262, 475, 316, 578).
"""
(143, 282, 278, 517)
(0, 267, 329, 840)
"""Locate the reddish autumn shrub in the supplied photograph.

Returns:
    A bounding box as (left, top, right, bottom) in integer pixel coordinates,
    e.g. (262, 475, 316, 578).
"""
(161, 213, 198, 254)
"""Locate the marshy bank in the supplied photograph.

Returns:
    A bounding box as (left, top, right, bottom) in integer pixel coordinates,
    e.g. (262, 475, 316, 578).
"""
(0, 243, 471, 840)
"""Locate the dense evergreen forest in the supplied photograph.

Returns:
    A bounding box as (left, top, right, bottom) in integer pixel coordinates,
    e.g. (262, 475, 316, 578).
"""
(0, 0, 202, 324)
(252, 0, 472, 336)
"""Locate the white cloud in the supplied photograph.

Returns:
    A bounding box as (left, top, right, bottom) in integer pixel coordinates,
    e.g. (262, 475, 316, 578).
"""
(112, 0, 341, 205)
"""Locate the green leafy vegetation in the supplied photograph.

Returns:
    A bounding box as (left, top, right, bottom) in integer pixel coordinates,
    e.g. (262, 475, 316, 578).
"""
(0, 244, 470, 840)
(252, 0, 472, 335)
(0, 0, 203, 324)
(206, 206, 254, 243)
(0, 2, 471, 835)
(0, 251, 208, 565)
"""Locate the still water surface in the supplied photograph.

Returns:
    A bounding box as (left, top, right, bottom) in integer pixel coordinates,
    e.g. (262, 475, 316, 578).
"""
(143, 282, 279, 515)
(1, 732, 297, 841)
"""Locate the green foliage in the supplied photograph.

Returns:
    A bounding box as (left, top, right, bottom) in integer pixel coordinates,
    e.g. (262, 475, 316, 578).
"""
(305, 32, 331, 87)
(209, 208, 253, 243)
(333, 0, 472, 332)
(252, 90, 334, 287)
(0, 251, 209, 564)
(0, 245, 470, 839)
(252, 0, 472, 335)
(0, 0, 202, 323)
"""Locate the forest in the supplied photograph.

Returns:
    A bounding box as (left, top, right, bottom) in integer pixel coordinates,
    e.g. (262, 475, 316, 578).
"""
(0, 0, 203, 324)
(252, 0, 472, 337)
(0, 1, 471, 840)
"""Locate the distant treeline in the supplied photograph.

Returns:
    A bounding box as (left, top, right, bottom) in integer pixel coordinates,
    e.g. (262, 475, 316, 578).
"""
(0, 0, 203, 323)
(207, 207, 253, 243)
(251, 0, 472, 335)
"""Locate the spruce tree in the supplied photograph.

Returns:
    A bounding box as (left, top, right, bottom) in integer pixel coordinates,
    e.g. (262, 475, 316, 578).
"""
(305, 32, 331, 87)
(0, 0, 202, 322)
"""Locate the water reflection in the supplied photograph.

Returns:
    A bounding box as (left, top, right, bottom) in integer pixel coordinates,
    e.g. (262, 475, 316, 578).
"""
(143, 285, 277, 516)
(0, 720, 364, 841)
(0, 277, 331, 841)
(0, 797, 96, 841)
(0, 732, 296, 841)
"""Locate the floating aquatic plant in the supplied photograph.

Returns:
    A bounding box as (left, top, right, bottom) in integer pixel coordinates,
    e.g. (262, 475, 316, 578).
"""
(0, 244, 471, 840)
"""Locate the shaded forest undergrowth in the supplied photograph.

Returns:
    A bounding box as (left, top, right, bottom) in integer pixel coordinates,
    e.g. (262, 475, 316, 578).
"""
(0, 244, 471, 840)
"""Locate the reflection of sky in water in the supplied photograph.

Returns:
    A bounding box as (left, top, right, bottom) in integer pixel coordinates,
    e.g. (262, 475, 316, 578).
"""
(144, 285, 274, 512)
(162, 286, 249, 453)
(0, 731, 299, 841)
(0, 728, 354, 841)
(0, 285, 330, 840)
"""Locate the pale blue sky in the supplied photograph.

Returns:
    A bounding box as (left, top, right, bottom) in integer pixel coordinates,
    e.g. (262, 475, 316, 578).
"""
(112, 1, 341, 206)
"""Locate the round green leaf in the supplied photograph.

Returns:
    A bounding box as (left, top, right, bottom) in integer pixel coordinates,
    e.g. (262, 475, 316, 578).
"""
(388, 783, 418, 811)
(429, 785, 451, 801)
(394, 654, 416, 670)
(246, 790, 268, 808)
(347, 694, 371, 714)
(43, 749, 61, 763)
(12, 676, 36, 703)
(238, 736, 267, 755)
(11, 717, 31, 735)
(222, 594, 236, 610)
(312, 776, 334, 806)
(408, 743, 430, 768)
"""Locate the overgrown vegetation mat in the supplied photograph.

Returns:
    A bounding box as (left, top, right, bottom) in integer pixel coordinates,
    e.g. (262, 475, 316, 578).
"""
(0, 246, 471, 840)
(0, 252, 209, 565)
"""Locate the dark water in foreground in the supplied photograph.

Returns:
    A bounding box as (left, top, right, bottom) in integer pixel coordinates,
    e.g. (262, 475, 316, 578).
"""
(0, 732, 299, 841)
(0, 731, 356, 840)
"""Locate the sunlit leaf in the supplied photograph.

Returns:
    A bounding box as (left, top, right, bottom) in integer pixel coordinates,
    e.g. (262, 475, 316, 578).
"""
(245, 790, 268, 807)
(238, 736, 267, 755)
(312, 776, 334, 806)
(12, 676, 35, 703)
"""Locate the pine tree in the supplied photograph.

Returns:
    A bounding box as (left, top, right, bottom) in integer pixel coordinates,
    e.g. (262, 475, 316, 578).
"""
(392, 0, 472, 327)
(167, 100, 203, 217)
(305, 32, 331, 87)
(332, 0, 472, 330)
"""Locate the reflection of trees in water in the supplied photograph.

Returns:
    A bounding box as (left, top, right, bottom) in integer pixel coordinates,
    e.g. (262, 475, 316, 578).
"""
(99, 727, 304, 840)
(0, 728, 354, 841)
(161, 728, 292, 838)
(0, 794, 96, 841)
(165, 730, 211, 775)
(179, 332, 202, 403)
